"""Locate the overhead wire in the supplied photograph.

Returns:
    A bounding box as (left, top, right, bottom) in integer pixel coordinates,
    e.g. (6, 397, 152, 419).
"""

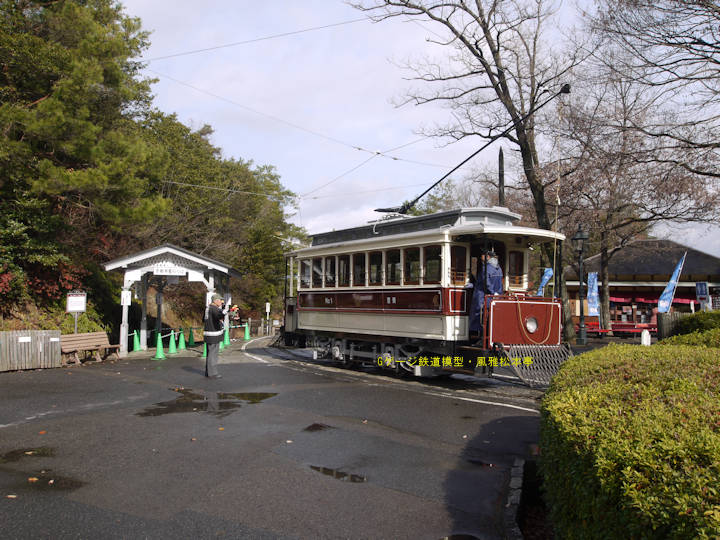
(148, 69, 448, 171)
(142, 18, 369, 62)
(142, 15, 457, 204)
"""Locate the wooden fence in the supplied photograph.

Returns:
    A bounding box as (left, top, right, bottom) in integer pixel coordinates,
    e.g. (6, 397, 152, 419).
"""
(0, 330, 62, 372)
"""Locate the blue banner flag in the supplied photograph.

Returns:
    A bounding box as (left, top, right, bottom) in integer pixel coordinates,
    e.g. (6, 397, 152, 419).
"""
(658, 252, 687, 313)
(536, 268, 554, 296)
(587, 272, 599, 317)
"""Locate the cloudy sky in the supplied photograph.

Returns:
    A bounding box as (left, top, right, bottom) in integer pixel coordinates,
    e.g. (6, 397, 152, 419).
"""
(120, 1, 720, 257)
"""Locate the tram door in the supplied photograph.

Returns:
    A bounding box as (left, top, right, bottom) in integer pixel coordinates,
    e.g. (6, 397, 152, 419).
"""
(469, 241, 506, 282)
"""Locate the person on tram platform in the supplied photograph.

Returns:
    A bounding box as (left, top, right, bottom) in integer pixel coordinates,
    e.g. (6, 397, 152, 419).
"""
(466, 250, 504, 344)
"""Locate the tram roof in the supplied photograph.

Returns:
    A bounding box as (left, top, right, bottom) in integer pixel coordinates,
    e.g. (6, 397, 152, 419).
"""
(289, 207, 564, 255)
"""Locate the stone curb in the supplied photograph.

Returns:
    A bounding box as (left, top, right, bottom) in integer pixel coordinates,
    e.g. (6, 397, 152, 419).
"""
(503, 457, 525, 540)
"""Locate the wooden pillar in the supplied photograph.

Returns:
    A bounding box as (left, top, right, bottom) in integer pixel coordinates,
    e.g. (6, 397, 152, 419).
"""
(120, 286, 130, 358)
(222, 275, 230, 330)
(155, 289, 163, 337)
(140, 274, 148, 350)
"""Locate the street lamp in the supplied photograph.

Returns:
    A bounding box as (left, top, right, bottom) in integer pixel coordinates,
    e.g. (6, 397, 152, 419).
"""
(572, 224, 589, 346)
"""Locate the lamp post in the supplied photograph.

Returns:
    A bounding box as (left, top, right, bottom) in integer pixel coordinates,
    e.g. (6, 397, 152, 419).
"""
(572, 224, 589, 346)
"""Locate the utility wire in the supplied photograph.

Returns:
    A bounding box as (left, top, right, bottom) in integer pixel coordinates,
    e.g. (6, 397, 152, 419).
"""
(163, 178, 430, 202)
(300, 155, 378, 197)
(305, 181, 429, 200)
(163, 180, 288, 201)
(143, 18, 369, 62)
(148, 69, 449, 170)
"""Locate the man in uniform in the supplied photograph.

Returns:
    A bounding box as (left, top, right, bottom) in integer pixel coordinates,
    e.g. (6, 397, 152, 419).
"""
(203, 293, 227, 378)
(467, 250, 504, 345)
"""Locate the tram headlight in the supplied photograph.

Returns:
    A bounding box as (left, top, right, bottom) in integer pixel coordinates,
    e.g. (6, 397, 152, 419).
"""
(525, 317, 538, 334)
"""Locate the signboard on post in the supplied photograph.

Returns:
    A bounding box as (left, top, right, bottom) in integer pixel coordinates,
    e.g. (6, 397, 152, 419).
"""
(696, 282, 709, 302)
(66, 291, 87, 313)
(265, 302, 271, 334)
(696, 282, 710, 310)
(66, 291, 87, 334)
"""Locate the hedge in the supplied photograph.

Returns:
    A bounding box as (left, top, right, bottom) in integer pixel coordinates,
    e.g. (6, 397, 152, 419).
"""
(540, 344, 720, 539)
(674, 311, 720, 336)
(659, 327, 720, 348)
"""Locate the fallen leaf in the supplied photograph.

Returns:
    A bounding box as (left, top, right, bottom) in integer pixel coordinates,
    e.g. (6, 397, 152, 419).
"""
(38, 430, 47, 435)
(218, 427, 225, 431)
(27, 477, 39, 483)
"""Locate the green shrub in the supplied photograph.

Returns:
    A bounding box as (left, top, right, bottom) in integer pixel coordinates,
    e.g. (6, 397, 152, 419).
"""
(674, 311, 720, 336)
(540, 344, 720, 539)
(660, 327, 720, 348)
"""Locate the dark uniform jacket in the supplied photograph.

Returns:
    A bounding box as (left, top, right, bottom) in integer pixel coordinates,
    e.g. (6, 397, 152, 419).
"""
(203, 304, 225, 344)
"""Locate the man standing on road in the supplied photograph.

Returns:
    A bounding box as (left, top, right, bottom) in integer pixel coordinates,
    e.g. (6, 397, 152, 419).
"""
(203, 293, 227, 378)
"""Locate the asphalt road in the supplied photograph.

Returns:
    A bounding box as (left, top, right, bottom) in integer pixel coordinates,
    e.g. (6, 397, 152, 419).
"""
(0, 338, 543, 539)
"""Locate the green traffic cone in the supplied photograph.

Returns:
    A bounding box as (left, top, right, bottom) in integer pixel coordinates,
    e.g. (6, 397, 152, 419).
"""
(223, 326, 230, 346)
(219, 340, 225, 351)
(244, 324, 250, 341)
(153, 332, 166, 360)
(132, 330, 141, 352)
(202, 342, 207, 358)
(168, 330, 177, 354)
(188, 327, 196, 347)
(178, 329, 186, 351)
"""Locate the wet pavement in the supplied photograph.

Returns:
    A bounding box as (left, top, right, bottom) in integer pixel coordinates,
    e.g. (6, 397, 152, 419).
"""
(0, 337, 543, 539)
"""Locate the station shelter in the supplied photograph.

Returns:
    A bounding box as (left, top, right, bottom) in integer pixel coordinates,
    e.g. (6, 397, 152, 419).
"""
(566, 239, 720, 327)
(104, 244, 241, 357)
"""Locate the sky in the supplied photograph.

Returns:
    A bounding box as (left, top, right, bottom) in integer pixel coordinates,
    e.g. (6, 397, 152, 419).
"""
(119, 0, 720, 257)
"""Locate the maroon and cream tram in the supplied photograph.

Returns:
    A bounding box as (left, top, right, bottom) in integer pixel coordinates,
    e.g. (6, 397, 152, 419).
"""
(282, 207, 569, 380)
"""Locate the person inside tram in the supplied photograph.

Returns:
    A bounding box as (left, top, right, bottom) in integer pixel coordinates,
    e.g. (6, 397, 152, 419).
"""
(467, 250, 504, 345)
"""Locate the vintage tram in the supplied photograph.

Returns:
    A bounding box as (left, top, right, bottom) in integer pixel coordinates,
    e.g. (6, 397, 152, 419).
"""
(282, 207, 570, 381)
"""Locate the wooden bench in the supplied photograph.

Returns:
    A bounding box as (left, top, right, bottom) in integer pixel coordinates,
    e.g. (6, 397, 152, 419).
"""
(60, 332, 120, 364)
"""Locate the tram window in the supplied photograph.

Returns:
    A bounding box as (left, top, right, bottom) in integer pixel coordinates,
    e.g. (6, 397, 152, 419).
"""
(338, 255, 350, 287)
(300, 260, 311, 289)
(403, 247, 420, 285)
(423, 245, 442, 284)
(325, 256, 336, 287)
(312, 258, 323, 288)
(368, 251, 382, 286)
(509, 251, 524, 288)
(352, 252, 367, 286)
(451, 245, 467, 285)
(386, 249, 401, 285)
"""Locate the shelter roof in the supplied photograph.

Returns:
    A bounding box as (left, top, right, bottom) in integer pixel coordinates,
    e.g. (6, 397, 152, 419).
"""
(566, 239, 720, 279)
(103, 243, 241, 278)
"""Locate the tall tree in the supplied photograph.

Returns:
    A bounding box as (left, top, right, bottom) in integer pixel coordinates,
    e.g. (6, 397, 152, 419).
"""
(0, 0, 168, 307)
(587, 0, 720, 178)
(352, 1, 580, 234)
(549, 50, 720, 329)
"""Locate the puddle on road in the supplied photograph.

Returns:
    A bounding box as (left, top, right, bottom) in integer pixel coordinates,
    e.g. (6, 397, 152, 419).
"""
(218, 392, 277, 404)
(18, 470, 85, 492)
(464, 458, 494, 468)
(135, 389, 277, 418)
(0, 447, 55, 463)
(309, 465, 366, 483)
(303, 423, 333, 432)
